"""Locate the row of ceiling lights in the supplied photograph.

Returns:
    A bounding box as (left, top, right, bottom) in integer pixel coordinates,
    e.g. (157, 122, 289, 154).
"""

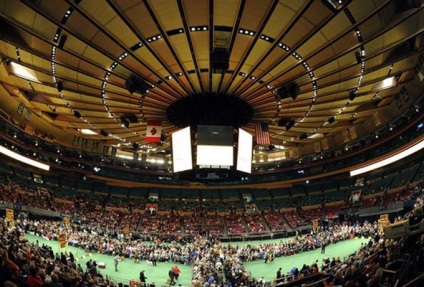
(43, 2, 371, 150)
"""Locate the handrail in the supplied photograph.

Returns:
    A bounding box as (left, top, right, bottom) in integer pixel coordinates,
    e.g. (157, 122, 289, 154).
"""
(402, 272, 424, 287)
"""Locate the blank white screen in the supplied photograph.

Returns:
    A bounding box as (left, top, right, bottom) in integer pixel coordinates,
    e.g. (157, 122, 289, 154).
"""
(172, 127, 193, 172)
(196, 145, 233, 166)
(237, 128, 252, 173)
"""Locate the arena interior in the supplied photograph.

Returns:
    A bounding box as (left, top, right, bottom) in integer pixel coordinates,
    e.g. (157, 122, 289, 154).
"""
(0, 0, 424, 287)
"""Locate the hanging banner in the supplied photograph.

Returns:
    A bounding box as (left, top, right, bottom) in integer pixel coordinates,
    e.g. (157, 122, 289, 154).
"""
(342, 130, 350, 143)
(6, 208, 14, 223)
(58, 233, 67, 248)
(349, 127, 357, 140)
(64, 216, 70, 227)
(373, 112, 381, 126)
(321, 138, 329, 151)
(314, 141, 321, 153)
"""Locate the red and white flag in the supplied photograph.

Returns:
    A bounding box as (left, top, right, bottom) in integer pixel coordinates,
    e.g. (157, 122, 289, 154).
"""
(255, 122, 270, 145)
(146, 120, 162, 143)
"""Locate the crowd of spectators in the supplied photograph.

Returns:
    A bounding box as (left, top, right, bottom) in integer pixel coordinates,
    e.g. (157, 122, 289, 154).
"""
(0, 177, 423, 287)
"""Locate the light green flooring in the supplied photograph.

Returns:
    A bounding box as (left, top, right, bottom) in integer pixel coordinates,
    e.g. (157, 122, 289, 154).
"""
(25, 234, 369, 286)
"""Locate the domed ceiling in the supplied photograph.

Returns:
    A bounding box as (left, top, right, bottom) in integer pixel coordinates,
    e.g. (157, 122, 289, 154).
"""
(0, 0, 423, 175)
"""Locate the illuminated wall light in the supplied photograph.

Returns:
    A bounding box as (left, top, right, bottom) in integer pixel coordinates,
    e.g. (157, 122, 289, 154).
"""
(0, 146, 50, 171)
(351, 139, 424, 176)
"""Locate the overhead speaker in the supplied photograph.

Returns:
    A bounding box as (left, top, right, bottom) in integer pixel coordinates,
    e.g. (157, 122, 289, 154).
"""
(211, 48, 230, 74)
(56, 80, 63, 92)
(328, 116, 335, 124)
(277, 82, 300, 100)
(286, 119, 295, 131)
(355, 51, 362, 64)
(349, 89, 357, 101)
(299, 133, 308, 140)
(125, 75, 150, 94)
(24, 90, 38, 101)
(125, 114, 138, 123)
(278, 118, 289, 127)
(58, 35, 67, 49)
(100, 130, 109, 137)
(132, 143, 139, 149)
(74, 110, 81, 118)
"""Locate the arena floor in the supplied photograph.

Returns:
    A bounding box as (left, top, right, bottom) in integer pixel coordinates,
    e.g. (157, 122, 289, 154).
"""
(25, 234, 369, 286)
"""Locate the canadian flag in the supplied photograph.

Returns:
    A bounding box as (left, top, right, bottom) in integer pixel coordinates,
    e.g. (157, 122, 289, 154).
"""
(146, 120, 162, 143)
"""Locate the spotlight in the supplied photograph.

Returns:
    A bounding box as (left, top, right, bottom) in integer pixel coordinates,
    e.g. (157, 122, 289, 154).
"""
(93, 166, 101, 172)
(328, 116, 335, 124)
(74, 110, 82, 118)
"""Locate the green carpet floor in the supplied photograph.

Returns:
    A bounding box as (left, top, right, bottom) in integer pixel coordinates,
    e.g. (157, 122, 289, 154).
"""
(25, 234, 369, 286)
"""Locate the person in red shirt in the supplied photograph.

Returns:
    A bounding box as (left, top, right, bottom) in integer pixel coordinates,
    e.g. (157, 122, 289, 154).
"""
(172, 266, 181, 280)
(27, 267, 43, 287)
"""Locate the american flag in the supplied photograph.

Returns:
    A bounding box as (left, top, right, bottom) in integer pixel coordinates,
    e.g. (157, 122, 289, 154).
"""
(255, 122, 270, 145)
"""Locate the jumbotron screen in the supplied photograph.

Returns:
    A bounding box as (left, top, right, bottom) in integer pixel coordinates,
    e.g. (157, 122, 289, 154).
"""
(196, 125, 233, 166)
(172, 126, 193, 172)
(236, 128, 252, 173)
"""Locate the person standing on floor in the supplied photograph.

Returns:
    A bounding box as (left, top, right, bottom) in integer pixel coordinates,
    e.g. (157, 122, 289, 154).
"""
(168, 268, 176, 285)
(276, 267, 282, 279)
(172, 265, 181, 280)
(114, 254, 122, 271)
(321, 242, 326, 254)
(139, 270, 147, 287)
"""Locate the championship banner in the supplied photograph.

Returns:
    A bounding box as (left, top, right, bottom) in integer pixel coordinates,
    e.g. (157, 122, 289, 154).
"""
(6, 208, 14, 223)
(342, 130, 350, 143)
(58, 233, 67, 248)
(349, 126, 357, 140)
(321, 138, 329, 150)
(373, 112, 381, 126)
(289, 148, 299, 159)
(64, 216, 70, 227)
(379, 214, 390, 232)
(312, 219, 319, 233)
(314, 141, 321, 153)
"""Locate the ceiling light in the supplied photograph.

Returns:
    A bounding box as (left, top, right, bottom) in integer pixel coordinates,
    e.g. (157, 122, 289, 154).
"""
(350, 138, 424, 176)
(80, 129, 98, 135)
(0, 146, 50, 171)
(6, 61, 40, 82)
(372, 76, 398, 91)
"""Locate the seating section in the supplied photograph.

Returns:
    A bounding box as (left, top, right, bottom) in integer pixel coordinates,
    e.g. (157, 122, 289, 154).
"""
(225, 214, 246, 235)
(263, 211, 290, 232)
(244, 213, 267, 235)
(0, 155, 423, 239)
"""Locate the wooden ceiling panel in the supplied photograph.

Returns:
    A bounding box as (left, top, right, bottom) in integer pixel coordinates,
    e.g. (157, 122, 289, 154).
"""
(239, 0, 273, 30)
(181, 0, 208, 26)
(0, 0, 421, 158)
(151, 0, 184, 31)
(214, 0, 240, 26)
